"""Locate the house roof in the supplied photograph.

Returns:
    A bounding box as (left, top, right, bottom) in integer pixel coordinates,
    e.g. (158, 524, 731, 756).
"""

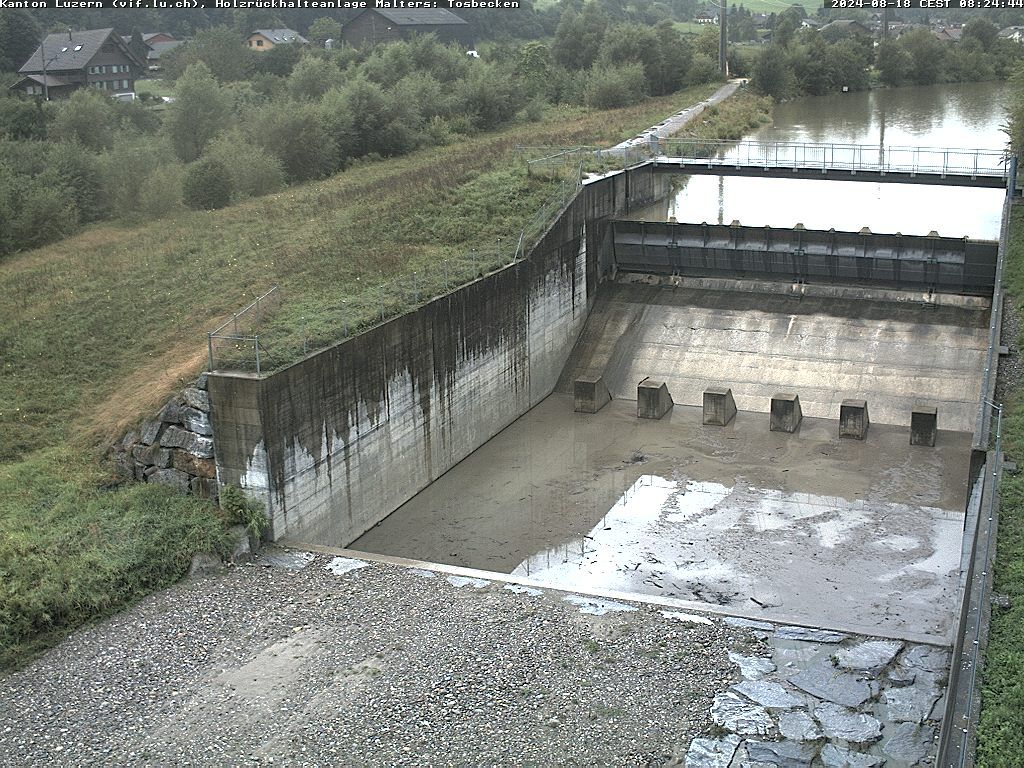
(142, 32, 175, 42)
(249, 29, 309, 44)
(932, 26, 962, 41)
(20, 28, 143, 74)
(9, 73, 73, 90)
(819, 19, 870, 34)
(370, 9, 468, 25)
(146, 41, 184, 60)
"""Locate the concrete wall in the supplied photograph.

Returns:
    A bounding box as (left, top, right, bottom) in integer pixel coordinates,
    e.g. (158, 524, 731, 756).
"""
(208, 166, 666, 545)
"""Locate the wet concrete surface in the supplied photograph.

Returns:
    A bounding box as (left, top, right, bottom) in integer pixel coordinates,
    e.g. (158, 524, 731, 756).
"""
(350, 395, 969, 644)
(557, 281, 990, 431)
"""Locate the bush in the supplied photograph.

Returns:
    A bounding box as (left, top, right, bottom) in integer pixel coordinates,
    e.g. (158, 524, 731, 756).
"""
(583, 61, 647, 109)
(183, 158, 233, 210)
(204, 129, 285, 200)
(138, 163, 186, 218)
(219, 485, 268, 536)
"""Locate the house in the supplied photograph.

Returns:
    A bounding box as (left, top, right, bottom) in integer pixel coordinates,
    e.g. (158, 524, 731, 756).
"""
(144, 41, 184, 71)
(819, 19, 872, 40)
(142, 32, 177, 45)
(340, 9, 471, 48)
(10, 28, 146, 99)
(800, 18, 822, 29)
(932, 25, 962, 42)
(694, 7, 719, 25)
(999, 26, 1024, 43)
(246, 29, 309, 51)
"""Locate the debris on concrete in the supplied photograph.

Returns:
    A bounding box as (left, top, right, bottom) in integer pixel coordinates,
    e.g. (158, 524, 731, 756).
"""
(504, 583, 543, 596)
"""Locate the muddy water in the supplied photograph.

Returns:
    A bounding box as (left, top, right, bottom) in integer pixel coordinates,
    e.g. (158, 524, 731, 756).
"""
(629, 82, 1007, 238)
(352, 397, 968, 640)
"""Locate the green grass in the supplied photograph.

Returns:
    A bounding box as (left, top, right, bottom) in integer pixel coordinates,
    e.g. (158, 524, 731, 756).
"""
(977, 203, 1024, 764)
(0, 81, 759, 669)
(0, 448, 231, 668)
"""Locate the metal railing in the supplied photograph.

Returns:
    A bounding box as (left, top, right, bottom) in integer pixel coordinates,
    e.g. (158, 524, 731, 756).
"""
(206, 161, 586, 375)
(207, 286, 282, 374)
(655, 139, 1010, 179)
(937, 405, 1003, 768)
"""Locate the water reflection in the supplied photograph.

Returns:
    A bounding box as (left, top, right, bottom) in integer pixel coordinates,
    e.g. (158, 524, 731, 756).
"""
(642, 82, 1008, 238)
(511, 474, 960, 610)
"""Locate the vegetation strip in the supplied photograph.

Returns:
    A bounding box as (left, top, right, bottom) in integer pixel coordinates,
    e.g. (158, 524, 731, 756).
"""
(976, 203, 1024, 765)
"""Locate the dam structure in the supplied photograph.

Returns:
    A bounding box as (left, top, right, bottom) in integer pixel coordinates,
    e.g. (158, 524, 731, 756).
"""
(207, 146, 1008, 766)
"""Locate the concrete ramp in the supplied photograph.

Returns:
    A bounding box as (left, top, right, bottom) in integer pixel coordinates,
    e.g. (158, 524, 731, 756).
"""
(558, 281, 989, 431)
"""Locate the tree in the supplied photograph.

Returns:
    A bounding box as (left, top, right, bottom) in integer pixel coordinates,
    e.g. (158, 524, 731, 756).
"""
(553, 4, 608, 70)
(252, 43, 302, 78)
(204, 128, 285, 199)
(875, 39, 911, 87)
(183, 158, 233, 210)
(824, 38, 870, 92)
(1005, 63, 1024, 159)
(583, 61, 647, 108)
(963, 17, 999, 52)
(453, 61, 524, 131)
(307, 17, 342, 47)
(164, 62, 232, 162)
(0, 98, 49, 141)
(900, 28, 947, 85)
(163, 26, 253, 82)
(287, 55, 340, 101)
(249, 103, 336, 181)
(49, 90, 119, 152)
(0, 9, 41, 73)
(653, 20, 692, 94)
(752, 44, 794, 100)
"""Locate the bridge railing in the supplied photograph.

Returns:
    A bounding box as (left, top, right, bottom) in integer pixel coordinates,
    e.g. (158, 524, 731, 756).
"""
(657, 139, 1009, 178)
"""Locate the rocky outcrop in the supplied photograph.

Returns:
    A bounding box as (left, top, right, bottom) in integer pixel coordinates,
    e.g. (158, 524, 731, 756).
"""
(111, 373, 218, 501)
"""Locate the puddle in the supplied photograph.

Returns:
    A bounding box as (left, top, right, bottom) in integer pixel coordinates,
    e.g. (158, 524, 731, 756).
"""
(509, 475, 961, 636)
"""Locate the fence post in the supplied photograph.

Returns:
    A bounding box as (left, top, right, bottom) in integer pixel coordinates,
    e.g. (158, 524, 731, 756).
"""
(207, 332, 214, 372)
(254, 335, 261, 375)
(302, 315, 307, 354)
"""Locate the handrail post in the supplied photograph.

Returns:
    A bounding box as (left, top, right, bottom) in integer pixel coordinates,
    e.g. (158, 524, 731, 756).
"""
(254, 335, 261, 375)
(207, 332, 214, 372)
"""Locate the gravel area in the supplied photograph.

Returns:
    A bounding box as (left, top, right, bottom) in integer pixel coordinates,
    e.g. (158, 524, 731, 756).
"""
(995, 292, 1021, 408)
(0, 551, 742, 767)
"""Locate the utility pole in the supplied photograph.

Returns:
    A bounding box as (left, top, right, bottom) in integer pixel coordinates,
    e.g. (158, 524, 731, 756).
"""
(40, 34, 49, 101)
(719, 0, 728, 77)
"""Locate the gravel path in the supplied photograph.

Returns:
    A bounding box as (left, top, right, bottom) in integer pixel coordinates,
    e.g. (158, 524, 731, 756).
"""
(0, 551, 741, 767)
(608, 79, 746, 155)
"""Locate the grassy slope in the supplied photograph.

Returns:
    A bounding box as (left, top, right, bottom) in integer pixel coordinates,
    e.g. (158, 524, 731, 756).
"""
(977, 204, 1024, 764)
(0, 83, 774, 668)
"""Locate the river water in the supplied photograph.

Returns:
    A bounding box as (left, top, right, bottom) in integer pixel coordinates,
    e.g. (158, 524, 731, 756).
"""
(632, 82, 1008, 238)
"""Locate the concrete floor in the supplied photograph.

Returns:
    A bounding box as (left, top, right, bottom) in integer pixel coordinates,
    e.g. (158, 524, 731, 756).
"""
(351, 396, 970, 644)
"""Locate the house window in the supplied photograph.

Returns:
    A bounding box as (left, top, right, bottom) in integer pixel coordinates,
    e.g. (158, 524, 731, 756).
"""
(256, 39, 264, 46)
